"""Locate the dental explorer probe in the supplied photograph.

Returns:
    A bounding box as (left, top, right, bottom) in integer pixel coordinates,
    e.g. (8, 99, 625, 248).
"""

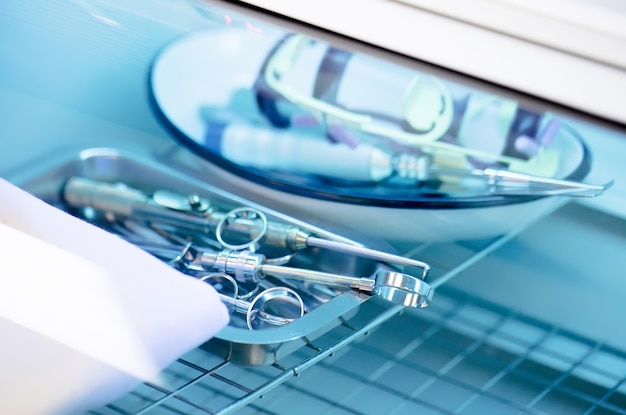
(62, 177, 430, 278)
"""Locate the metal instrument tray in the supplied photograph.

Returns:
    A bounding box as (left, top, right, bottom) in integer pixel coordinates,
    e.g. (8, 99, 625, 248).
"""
(9, 146, 401, 366)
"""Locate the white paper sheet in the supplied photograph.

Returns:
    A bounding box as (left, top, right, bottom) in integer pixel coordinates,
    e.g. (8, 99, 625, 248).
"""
(0, 178, 230, 414)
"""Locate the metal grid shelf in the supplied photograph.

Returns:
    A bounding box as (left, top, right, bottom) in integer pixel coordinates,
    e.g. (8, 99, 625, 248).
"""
(92, 301, 402, 415)
(92, 281, 626, 415)
(89, 220, 626, 415)
(326, 286, 626, 415)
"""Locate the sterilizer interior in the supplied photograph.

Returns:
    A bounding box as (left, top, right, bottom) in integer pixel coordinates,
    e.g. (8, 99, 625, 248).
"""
(1, 1, 625, 414)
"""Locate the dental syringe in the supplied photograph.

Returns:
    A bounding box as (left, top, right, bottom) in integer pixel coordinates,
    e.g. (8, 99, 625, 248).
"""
(62, 177, 431, 278)
(203, 120, 611, 197)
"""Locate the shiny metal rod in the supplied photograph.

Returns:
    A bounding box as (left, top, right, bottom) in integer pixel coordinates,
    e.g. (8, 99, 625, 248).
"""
(62, 177, 430, 278)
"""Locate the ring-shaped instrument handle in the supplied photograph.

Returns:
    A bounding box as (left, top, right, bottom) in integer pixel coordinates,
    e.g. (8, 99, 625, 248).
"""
(373, 270, 434, 308)
(199, 272, 239, 299)
(246, 286, 305, 330)
(166, 242, 196, 270)
(215, 207, 268, 252)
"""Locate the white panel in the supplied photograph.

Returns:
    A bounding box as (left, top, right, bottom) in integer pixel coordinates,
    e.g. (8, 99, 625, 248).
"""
(396, 0, 626, 68)
(235, 0, 626, 124)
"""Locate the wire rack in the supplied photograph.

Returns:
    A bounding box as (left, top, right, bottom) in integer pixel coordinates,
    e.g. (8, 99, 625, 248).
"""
(89, 232, 626, 415)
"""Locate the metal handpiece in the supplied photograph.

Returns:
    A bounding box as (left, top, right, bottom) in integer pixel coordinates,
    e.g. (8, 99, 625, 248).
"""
(62, 177, 430, 278)
(174, 244, 433, 308)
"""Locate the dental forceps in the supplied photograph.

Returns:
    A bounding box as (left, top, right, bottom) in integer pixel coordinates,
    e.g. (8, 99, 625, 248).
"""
(164, 242, 433, 308)
(62, 177, 430, 278)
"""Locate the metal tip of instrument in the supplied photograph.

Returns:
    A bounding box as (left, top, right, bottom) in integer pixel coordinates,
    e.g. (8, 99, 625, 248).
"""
(484, 169, 614, 198)
(491, 180, 614, 197)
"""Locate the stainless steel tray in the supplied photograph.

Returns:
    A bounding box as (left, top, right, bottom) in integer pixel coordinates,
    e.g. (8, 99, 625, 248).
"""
(8, 146, 402, 366)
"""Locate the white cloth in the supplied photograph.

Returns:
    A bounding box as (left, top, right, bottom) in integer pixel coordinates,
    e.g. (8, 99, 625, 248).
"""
(0, 179, 230, 415)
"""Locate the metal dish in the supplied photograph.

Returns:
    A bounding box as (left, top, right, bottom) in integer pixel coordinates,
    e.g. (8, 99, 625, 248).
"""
(8, 147, 404, 366)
